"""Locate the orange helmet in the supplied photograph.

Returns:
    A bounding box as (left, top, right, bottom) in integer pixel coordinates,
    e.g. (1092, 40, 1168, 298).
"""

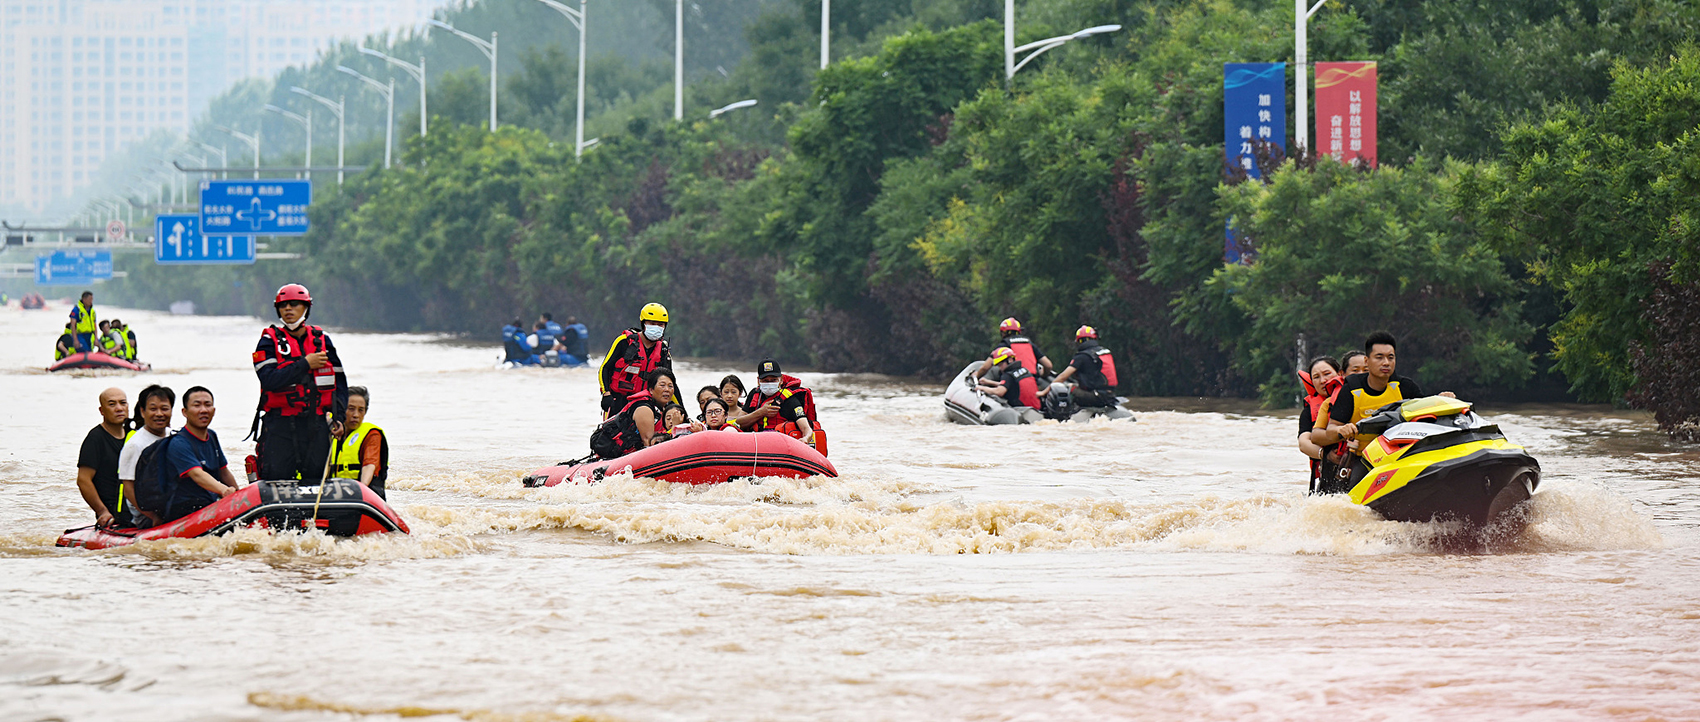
(274, 283, 312, 306)
(1075, 325, 1097, 340)
(998, 317, 1022, 333)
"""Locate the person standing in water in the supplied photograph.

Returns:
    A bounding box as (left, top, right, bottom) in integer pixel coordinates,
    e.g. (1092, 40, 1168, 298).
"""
(76, 387, 129, 527)
(598, 303, 672, 417)
(250, 284, 347, 482)
(69, 290, 97, 352)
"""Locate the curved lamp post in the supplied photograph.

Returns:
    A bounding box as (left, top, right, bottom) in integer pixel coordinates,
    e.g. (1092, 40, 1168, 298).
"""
(1008, 24, 1121, 78)
(338, 65, 396, 168)
(214, 125, 260, 179)
(263, 104, 311, 179)
(290, 87, 345, 185)
(428, 19, 497, 132)
(359, 46, 427, 138)
(709, 99, 758, 118)
(193, 141, 226, 180)
(528, 0, 590, 158)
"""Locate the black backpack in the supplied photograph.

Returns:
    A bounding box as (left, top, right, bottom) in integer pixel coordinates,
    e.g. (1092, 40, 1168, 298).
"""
(130, 432, 179, 516)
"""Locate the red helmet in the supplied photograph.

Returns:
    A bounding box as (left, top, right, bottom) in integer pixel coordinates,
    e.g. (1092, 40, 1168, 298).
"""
(1075, 325, 1097, 340)
(274, 283, 313, 306)
(998, 317, 1022, 333)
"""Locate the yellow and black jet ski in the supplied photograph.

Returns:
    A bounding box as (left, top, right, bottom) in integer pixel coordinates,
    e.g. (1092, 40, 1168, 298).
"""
(1346, 396, 1540, 526)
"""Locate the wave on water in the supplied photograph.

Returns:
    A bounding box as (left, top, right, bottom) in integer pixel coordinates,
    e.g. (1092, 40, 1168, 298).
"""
(247, 692, 621, 721)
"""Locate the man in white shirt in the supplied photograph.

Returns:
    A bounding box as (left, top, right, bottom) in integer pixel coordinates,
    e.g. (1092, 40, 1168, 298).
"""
(118, 385, 175, 528)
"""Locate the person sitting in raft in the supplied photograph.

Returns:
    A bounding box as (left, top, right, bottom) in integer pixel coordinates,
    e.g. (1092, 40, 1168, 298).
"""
(1340, 350, 1368, 377)
(95, 319, 117, 355)
(977, 347, 1044, 423)
(598, 303, 672, 418)
(331, 386, 389, 499)
(534, 317, 558, 358)
(121, 319, 139, 361)
(1307, 331, 1455, 493)
(162, 387, 241, 522)
(77, 387, 130, 528)
(106, 318, 135, 361)
(591, 368, 675, 459)
(693, 385, 721, 421)
(975, 317, 1053, 381)
(1051, 326, 1119, 410)
(735, 360, 824, 452)
(119, 384, 175, 528)
(657, 403, 705, 443)
(502, 318, 540, 365)
(559, 315, 590, 362)
(55, 322, 78, 361)
(1297, 356, 1345, 493)
(701, 398, 733, 431)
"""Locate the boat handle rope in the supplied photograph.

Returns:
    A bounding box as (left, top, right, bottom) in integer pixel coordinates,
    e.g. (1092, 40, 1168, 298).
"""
(311, 411, 334, 525)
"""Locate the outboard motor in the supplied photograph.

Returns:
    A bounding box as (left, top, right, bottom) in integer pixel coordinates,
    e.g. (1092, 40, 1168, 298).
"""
(1042, 382, 1077, 421)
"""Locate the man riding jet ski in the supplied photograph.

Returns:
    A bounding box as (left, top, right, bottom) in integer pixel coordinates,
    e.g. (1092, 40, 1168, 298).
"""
(1343, 396, 1540, 527)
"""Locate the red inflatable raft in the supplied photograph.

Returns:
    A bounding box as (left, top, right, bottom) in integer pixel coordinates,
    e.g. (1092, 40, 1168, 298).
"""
(57, 479, 409, 550)
(49, 350, 150, 372)
(523, 431, 837, 487)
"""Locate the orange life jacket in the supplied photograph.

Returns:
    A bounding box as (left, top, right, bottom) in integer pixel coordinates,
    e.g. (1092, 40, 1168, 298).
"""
(1001, 337, 1040, 376)
(608, 329, 668, 397)
(1006, 363, 1042, 409)
(259, 325, 336, 416)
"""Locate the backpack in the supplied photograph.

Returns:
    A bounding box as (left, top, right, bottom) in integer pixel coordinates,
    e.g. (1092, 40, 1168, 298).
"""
(131, 432, 179, 516)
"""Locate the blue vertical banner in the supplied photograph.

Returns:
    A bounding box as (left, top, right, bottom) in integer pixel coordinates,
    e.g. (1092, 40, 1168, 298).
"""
(1224, 62, 1287, 263)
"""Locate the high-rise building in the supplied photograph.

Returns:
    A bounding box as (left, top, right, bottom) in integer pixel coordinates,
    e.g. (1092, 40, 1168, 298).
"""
(0, 0, 444, 215)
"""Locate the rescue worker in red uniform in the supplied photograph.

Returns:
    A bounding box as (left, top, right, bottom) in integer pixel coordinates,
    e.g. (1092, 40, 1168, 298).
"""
(733, 359, 826, 455)
(1052, 325, 1118, 409)
(249, 284, 348, 481)
(974, 317, 1053, 381)
(976, 347, 1043, 423)
(598, 303, 672, 417)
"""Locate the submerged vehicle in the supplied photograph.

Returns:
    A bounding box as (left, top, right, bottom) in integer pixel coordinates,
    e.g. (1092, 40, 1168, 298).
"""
(523, 430, 837, 487)
(49, 350, 150, 372)
(57, 479, 409, 550)
(1346, 396, 1540, 527)
(943, 361, 1133, 425)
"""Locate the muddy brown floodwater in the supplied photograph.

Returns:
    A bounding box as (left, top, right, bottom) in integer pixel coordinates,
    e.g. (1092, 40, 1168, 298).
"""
(3, 305, 1698, 721)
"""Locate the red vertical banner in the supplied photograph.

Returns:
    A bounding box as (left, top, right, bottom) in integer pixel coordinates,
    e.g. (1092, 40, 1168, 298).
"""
(1314, 62, 1377, 167)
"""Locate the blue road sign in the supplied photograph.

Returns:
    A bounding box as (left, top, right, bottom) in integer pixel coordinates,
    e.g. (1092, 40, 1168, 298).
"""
(36, 249, 113, 285)
(199, 179, 310, 236)
(154, 214, 256, 265)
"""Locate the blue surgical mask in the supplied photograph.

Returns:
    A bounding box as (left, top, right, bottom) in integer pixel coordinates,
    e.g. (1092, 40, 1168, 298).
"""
(643, 324, 665, 341)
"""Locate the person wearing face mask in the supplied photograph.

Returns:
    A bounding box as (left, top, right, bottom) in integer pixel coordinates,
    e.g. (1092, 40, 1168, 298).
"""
(736, 359, 826, 454)
(249, 283, 348, 482)
(597, 303, 672, 418)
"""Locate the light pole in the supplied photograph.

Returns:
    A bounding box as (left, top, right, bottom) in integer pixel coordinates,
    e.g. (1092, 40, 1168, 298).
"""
(263, 104, 311, 179)
(359, 46, 427, 138)
(674, 0, 683, 120)
(710, 99, 757, 118)
(1006, 21, 1121, 79)
(194, 141, 227, 179)
(821, 0, 829, 69)
(1295, 0, 1328, 154)
(428, 20, 498, 132)
(215, 125, 260, 179)
(338, 65, 396, 168)
(291, 87, 346, 185)
(528, 0, 589, 158)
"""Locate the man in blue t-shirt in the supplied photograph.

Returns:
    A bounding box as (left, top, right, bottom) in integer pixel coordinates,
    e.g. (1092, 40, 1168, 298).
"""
(163, 386, 241, 522)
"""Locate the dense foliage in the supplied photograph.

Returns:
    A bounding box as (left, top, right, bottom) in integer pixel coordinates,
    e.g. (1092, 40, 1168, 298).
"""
(96, 0, 1700, 438)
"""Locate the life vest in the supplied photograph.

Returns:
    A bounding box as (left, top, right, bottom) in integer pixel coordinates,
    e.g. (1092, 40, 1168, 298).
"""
(1299, 370, 1347, 488)
(607, 329, 668, 397)
(99, 330, 120, 353)
(1004, 364, 1042, 409)
(1076, 341, 1118, 391)
(1001, 337, 1041, 376)
(331, 422, 389, 488)
(589, 391, 664, 459)
(54, 334, 74, 360)
(72, 301, 97, 336)
(743, 376, 822, 432)
(1344, 378, 1412, 448)
(502, 324, 533, 361)
(258, 325, 337, 416)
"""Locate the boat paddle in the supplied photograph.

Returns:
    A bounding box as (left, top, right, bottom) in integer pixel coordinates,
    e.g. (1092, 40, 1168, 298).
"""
(311, 411, 335, 527)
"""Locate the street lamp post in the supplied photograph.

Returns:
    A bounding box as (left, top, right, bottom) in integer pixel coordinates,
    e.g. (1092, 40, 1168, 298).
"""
(428, 20, 498, 132)
(290, 87, 346, 185)
(528, 0, 590, 158)
(1006, 20, 1122, 79)
(821, 0, 829, 69)
(1295, 0, 1329, 154)
(215, 125, 260, 179)
(359, 46, 427, 138)
(338, 65, 396, 168)
(263, 104, 311, 180)
(710, 99, 758, 118)
(674, 0, 683, 120)
(194, 141, 227, 180)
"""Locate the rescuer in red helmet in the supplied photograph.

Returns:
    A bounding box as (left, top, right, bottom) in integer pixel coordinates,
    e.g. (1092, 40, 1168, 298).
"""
(1051, 325, 1120, 411)
(248, 283, 348, 481)
(973, 317, 1053, 381)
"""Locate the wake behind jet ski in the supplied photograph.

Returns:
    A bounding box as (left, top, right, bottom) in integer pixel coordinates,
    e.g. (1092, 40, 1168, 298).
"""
(1343, 396, 1540, 528)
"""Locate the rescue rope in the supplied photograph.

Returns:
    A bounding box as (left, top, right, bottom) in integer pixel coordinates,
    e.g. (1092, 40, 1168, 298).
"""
(311, 411, 334, 525)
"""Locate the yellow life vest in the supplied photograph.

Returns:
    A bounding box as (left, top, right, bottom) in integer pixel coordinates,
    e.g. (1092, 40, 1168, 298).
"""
(73, 301, 97, 336)
(331, 422, 387, 482)
(1346, 379, 1410, 446)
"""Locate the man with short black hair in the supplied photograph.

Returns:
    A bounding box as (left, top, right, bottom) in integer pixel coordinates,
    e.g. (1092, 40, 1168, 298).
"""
(55, 322, 77, 360)
(76, 388, 129, 527)
(1310, 331, 1456, 450)
(119, 384, 175, 527)
(163, 386, 240, 521)
(69, 291, 97, 352)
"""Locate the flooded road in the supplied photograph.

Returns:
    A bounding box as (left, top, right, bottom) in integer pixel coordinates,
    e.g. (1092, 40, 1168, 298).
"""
(3, 304, 1697, 721)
